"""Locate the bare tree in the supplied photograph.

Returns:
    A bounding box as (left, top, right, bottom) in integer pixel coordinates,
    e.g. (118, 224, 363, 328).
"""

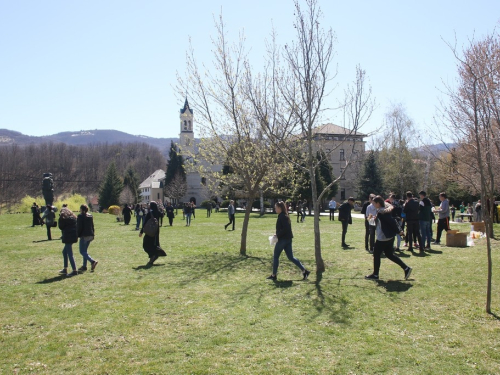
(259, 0, 374, 273)
(439, 30, 500, 314)
(178, 15, 293, 256)
(164, 172, 188, 205)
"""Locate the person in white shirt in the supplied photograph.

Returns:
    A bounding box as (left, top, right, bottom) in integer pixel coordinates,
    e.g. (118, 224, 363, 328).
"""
(364, 194, 377, 253)
(328, 198, 337, 221)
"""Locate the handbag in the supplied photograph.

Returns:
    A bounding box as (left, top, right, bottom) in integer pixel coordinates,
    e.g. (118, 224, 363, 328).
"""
(143, 216, 159, 237)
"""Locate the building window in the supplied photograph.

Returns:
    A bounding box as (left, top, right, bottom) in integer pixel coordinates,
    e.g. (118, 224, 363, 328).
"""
(157, 193, 160, 199)
(201, 177, 207, 186)
(340, 149, 345, 161)
(340, 168, 346, 179)
(341, 188, 346, 201)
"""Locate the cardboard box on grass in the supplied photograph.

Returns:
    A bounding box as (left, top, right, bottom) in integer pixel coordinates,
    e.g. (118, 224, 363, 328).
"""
(446, 230, 468, 247)
(471, 222, 485, 233)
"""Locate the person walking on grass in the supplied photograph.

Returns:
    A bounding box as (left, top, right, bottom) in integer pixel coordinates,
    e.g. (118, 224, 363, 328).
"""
(58, 208, 79, 277)
(296, 200, 302, 223)
(365, 196, 413, 281)
(433, 192, 450, 245)
(338, 197, 355, 248)
(165, 202, 175, 226)
(77, 204, 98, 272)
(139, 201, 164, 265)
(266, 201, 310, 281)
(225, 200, 235, 230)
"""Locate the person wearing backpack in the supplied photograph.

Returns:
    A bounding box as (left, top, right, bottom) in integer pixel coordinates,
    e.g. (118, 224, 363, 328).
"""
(365, 196, 412, 281)
(58, 208, 79, 277)
(139, 201, 163, 265)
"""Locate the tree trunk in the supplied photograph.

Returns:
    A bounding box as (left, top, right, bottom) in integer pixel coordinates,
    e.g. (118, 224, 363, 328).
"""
(310, 161, 325, 274)
(239, 199, 254, 256)
(260, 189, 265, 216)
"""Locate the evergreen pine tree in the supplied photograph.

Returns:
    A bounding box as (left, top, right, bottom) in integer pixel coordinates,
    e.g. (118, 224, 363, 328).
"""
(358, 150, 384, 199)
(98, 162, 124, 210)
(123, 166, 140, 204)
(165, 141, 186, 186)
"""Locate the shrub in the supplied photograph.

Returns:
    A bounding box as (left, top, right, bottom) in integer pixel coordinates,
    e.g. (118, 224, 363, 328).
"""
(16, 194, 87, 213)
(252, 200, 271, 209)
(220, 200, 230, 208)
(200, 200, 216, 209)
(108, 205, 121, 215)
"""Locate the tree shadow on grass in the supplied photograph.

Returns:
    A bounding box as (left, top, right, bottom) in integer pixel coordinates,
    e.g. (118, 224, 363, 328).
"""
(36, 275, 67, 284)
(375, 279, 413, 293)
(304, 273, 351, 324)
(33, 239, 53, 243)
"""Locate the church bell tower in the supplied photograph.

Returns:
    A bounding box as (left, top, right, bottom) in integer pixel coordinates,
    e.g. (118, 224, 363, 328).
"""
(179, 98, 194, 155)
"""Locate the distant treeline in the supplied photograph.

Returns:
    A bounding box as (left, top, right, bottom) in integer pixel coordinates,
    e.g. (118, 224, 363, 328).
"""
(0, 142, 166, 208)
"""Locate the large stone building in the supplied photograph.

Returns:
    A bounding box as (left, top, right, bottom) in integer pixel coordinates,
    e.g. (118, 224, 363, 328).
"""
(311, 123, 366, 201)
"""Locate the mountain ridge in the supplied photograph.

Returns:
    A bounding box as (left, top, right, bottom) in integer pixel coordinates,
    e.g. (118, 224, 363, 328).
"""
(0, 128, 179, 156)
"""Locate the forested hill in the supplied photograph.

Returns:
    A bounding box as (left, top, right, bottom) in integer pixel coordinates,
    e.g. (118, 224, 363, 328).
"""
(0, 129, 178, 156)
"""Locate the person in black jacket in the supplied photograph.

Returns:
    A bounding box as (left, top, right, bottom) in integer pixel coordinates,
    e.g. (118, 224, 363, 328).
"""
(77, 204, 98, 272)
(58, 208, 79, 277)
(139, 201, 164, 265)
(365, 196, 412, 280)
(266, 201, 310, 281)
(165, 202, 175, 226)
(122, 204, 132, 225)
(403, 191, 424, 253)
(338, 197, 355, 248)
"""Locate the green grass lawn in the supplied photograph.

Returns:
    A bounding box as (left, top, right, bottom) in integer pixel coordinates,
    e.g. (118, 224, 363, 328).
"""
(1, 211, 499, 374)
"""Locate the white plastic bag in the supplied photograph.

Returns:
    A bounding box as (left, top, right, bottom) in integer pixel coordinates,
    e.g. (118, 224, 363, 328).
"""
(269, 235, 278, 246)
(467, 235, 475, 247)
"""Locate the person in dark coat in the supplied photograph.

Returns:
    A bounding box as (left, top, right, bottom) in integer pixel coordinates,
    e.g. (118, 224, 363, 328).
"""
(41, 205, 56, 240)
(122, 204, 132, 225)
(403, 191, 424, 253)
(139, 201, 163, 265)
(58, 208, 79, 277)
(165, 202, 175, 226)
(338, 197, 355, 248)
(77, 204, 98, 272)
(31, 202, 42, 227)
(266, 201, 310, 281)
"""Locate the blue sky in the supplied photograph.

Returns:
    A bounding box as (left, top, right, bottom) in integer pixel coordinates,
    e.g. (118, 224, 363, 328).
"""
(1, 0, 499, 141)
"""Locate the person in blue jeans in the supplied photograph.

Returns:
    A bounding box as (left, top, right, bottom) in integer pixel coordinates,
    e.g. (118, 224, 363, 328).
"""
(267, 201, 310, 281)
(58, 208, 79, 277)
(77, 204, 98, 272)
(418, 191, 433, 249)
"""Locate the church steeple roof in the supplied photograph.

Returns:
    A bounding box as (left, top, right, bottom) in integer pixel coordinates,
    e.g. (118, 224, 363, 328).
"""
(180, 98, 193, 115)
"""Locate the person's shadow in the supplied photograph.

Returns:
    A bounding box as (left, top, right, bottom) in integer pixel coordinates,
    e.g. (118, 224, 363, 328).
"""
(132, 264, 166, 270)
(375, 279, 413, 292)
(36, 275, 66, 284)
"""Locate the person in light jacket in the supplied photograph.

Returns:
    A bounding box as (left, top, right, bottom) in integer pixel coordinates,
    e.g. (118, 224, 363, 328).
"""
(225, 200, 236, 230)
